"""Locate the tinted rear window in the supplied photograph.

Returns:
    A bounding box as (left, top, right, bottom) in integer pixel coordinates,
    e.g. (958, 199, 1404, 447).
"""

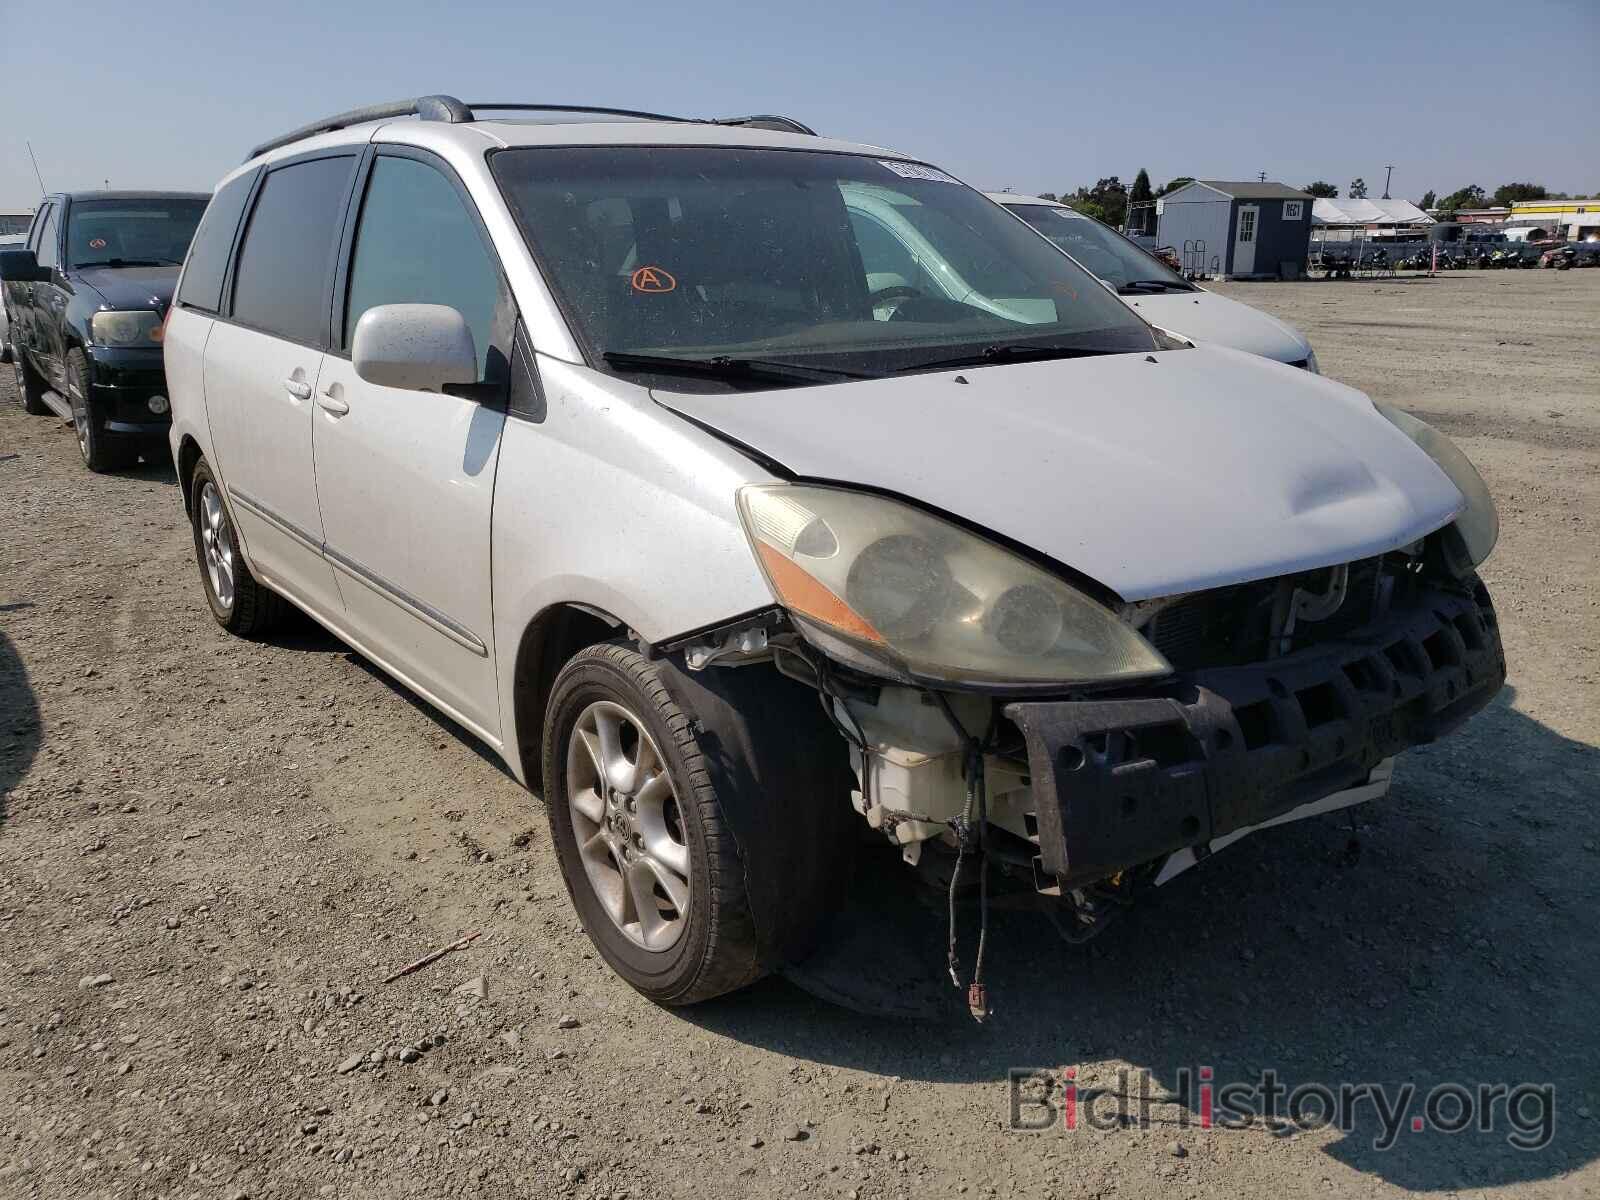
(230, 156, 356, 345)
(178, 174, 255, 313)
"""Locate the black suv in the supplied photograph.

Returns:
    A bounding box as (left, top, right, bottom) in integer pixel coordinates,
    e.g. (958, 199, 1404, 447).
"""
(2, 191, 207, 471)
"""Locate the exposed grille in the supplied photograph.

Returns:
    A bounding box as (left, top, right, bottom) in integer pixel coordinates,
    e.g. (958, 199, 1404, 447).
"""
(1144, 557, 1390, 670)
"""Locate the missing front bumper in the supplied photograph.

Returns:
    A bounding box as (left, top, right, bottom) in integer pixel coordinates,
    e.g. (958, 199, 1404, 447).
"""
(1006, 579, 1505, 891)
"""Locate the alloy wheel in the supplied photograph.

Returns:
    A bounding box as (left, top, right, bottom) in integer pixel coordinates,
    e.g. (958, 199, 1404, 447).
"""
(68, 364, 90, 459)
(566, 700, 690, 951)
(198, 481, 236, 611)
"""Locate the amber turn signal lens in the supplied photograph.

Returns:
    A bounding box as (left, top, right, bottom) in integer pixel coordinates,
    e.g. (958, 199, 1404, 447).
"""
(755, 542, 884, 645)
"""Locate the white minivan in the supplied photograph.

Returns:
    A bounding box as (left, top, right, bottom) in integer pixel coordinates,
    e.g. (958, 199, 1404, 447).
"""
(987, 193, 1318, 369)
(165, 97, 1503, 1015)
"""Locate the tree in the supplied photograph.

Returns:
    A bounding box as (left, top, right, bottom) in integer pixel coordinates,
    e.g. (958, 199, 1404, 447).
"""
(1492, 182, 1547, 206)
(1418, 189, 1437, 210)
(1067, 176, 1128, 229)
(1349, 178, 1369, 199)
(1156, 175, 1194, 197)
(1437, 185, 1486, 213)
(1301, 181, 1339, 198)
(1127, 169, 1154, 234)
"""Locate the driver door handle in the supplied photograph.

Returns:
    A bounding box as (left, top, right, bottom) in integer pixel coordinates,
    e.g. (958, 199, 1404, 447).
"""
(282, 378, 312, 401)
(315, 387, 349, 416)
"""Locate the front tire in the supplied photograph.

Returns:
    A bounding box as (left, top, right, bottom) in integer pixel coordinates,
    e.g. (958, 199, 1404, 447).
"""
(66, 349, 131, 472)
(189, 458, 285, 636)
(543, 644, 764, 1005)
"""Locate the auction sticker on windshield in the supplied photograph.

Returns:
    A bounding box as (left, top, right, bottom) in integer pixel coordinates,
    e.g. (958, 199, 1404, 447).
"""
(879, 161, 959, 184)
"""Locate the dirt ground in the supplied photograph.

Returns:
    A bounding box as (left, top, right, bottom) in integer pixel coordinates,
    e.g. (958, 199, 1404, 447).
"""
(1, 269, 1597, 1200)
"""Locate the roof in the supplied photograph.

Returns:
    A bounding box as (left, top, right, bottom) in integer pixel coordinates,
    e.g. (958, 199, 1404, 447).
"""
(234, 114, 897, 182)
(1195, 180, 1313, 200)
(1312, 197, 1433, 226)
(242, 96, 872, 165)
(56, 190, 210, 203)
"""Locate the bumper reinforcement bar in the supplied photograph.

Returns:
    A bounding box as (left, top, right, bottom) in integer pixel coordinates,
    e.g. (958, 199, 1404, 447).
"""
(1006, 581, 1505, 890)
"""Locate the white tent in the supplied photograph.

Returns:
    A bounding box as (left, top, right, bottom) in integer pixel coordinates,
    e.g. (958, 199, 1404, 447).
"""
(1312, 197, 1434, 226)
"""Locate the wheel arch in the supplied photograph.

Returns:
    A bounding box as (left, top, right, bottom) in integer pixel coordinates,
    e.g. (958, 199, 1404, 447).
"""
(176, 434, 205, 515)
(512, 602, 628, 789)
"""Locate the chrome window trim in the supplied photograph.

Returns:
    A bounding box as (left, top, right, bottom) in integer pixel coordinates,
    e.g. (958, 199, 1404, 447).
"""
(226, 486, 489, 657)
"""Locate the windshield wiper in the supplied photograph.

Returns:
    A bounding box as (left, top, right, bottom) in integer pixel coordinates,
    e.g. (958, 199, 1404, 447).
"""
(602, 351, 879, 387)
(1118, 279, 1195, 294)
(894, 343, 1121, 374)
(73, 258, 177, 269)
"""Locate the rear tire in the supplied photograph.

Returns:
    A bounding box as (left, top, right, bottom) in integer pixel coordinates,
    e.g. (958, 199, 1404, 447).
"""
(189, 457, 285, 636)
(67, 349, 132, 472)
(15, 351, 49, 415)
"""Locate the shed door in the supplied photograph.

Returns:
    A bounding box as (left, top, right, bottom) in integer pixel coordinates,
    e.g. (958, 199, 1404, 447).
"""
(1233, 205, 1259, 275)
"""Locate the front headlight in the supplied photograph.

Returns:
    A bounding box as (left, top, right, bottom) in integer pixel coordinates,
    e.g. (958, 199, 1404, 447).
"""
(1303, 348, 1320, 374)
(1375, 403, 1498, 565)
(737, 484, 1171, 687)
(91, 310, 163, 347)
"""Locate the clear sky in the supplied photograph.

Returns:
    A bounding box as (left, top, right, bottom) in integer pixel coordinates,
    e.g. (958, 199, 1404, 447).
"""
(2, 0, 1596, 211)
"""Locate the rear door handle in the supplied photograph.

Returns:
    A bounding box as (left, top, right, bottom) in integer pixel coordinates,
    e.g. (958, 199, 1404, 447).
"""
(283, 378, 312, 401)
(315, 388, 349, 416)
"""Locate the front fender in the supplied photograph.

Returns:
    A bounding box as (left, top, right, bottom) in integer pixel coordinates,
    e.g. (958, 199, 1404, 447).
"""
(489, 358, 778, 784)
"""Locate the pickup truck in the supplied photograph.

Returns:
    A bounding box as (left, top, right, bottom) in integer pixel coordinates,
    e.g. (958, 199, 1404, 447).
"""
(2, 190, 207, 470)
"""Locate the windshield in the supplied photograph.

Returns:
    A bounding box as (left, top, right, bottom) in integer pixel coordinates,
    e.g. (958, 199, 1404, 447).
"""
(66, 198, 207, 269)
(1003, 203, 1192, 292)
(491, 147, 1156, 386)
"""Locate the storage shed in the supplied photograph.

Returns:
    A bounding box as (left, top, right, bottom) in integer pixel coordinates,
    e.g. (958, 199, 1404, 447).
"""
(1155, 181, 1314, 279)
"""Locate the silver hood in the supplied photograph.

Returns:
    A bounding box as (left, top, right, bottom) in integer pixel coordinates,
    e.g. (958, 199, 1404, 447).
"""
(655, 346, 1465, 602)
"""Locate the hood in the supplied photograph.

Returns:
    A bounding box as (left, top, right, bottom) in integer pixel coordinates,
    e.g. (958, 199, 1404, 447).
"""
(1125, 290, 1311, 363)
(655, 346, 1463, 602)
(74, 264, 178, 312)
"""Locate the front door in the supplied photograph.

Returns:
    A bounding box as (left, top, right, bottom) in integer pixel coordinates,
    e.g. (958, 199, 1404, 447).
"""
(32, 201, 68, 387)
(203, 153, 358, 617)
(1233, 205, 1259, 276)
(311, 151, 513, 741)
(10, 202, 53, 361)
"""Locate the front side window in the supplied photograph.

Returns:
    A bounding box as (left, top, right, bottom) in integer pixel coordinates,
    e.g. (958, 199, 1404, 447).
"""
(35, 204, 60, 270)
(491, 146, 1154, 386)
(66, 199, 206, 270)
(343, 156, 504, 378)
(1003, 203, 1191, 292)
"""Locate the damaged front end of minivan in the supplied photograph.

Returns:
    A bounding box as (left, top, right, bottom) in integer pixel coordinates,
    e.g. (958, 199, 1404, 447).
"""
(669, 410, 1505, 1021)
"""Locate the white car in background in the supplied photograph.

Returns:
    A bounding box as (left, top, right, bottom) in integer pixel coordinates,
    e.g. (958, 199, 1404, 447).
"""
(987, 193, 1318, 371)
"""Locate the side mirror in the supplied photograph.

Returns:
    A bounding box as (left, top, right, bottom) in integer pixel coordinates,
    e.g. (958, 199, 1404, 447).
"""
(0, 249, 50, 283)
(351, 303, 478, 394)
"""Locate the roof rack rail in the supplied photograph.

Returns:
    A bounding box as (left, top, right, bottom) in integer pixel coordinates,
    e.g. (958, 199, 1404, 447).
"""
(711, 115, 819, 136)
(466, 103, 694, 124)
(247, 95, 471, 161)
(468, 104, 817, 136)
(246, 95, 818, 161)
